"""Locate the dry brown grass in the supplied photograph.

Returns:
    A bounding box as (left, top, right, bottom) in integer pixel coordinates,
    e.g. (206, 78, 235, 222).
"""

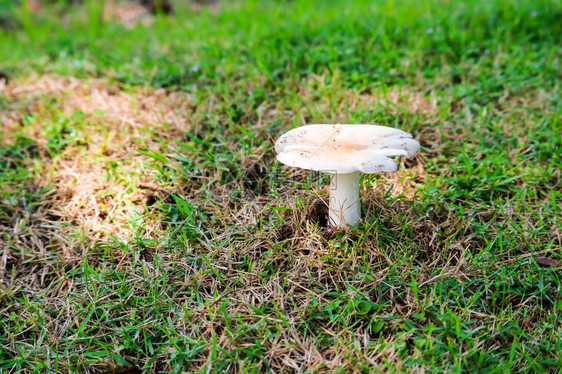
(1, 74, 560, 373)
(104, 1, 154, 29)
(1, 75, 199, 293)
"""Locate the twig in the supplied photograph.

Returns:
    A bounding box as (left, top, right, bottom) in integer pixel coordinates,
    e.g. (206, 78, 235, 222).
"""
(0, 244, 9, 281)
(138, 182, 170, 194)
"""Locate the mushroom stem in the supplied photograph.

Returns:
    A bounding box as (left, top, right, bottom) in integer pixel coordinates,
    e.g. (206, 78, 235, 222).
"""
(329, 172, 361, 227)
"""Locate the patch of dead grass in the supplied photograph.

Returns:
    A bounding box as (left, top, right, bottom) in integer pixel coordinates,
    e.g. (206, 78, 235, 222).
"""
(356, 86, 439, 117)
(0, 75, 198, 285)
(104, 1, 154, 29)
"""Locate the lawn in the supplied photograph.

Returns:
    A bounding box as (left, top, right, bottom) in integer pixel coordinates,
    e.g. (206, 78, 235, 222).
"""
(0, 0, 561, 372)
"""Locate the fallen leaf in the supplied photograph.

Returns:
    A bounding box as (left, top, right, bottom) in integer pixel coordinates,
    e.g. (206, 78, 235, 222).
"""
(536, 256, 561, 268)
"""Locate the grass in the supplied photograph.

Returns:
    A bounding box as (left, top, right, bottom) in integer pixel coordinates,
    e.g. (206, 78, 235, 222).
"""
(0, 0, 561, 372)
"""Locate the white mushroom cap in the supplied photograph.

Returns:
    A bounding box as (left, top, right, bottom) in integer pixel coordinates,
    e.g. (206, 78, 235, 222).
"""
(275, 124, 420, 174)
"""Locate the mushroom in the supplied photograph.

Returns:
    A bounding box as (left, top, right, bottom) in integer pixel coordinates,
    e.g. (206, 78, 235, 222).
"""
(275, 124, 420, 227)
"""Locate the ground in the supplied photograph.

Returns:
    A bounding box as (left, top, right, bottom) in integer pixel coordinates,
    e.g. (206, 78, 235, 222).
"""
(0, 0, 561, 373)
